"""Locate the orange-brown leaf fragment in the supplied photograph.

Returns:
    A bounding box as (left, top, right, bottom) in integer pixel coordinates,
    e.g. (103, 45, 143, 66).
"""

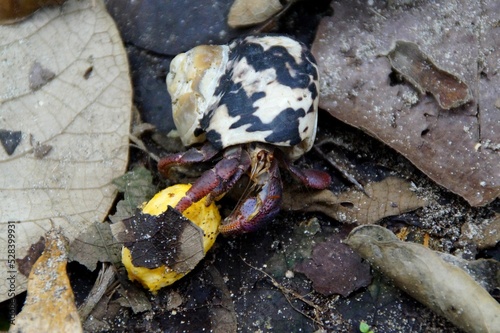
(0, 0, 67, 25)
(10, 228, 82, 333)
(387, 41, 472, 110)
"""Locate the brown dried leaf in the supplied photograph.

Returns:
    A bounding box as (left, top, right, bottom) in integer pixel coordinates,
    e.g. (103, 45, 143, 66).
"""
(295, 234, 371, 297)
(282, 176, 426, 224)
(69, 222, 122, 271)
(313, 0, 500, 206)
(460, 214, 500, 250)
(0, 0, 131, 302)
(10, 228, 82, 333)
(345, 225, 500, 333)
(227, 0, 283, 28)
(386, 40, 472, 109)
(0, 0, 66, 24)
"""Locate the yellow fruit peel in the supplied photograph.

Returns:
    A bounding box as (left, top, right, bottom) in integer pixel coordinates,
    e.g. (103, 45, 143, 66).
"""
(122, 184, 221, 292)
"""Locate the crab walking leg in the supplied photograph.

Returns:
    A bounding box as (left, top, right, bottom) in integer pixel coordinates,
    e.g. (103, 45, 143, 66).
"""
(219, 149, 283, 235)
(275, 150, 331, 189)
(175, 146, 251, 212)
(157, 142, 220, 177)
(284, 164, 331, 189)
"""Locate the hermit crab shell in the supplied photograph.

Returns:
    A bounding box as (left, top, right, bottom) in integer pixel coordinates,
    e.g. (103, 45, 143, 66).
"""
(167, 35, 319, 160)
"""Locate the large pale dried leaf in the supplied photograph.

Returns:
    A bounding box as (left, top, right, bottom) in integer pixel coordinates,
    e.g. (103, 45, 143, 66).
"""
(345, 225, 500, 333)
(282, 176, 426, 224)
(9, 228, 82, 333)
(0, 0, 131, 302)
(313, 0, 500, 206)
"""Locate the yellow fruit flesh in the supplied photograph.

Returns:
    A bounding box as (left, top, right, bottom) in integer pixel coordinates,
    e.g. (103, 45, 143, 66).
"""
(122, 184, 221, 292)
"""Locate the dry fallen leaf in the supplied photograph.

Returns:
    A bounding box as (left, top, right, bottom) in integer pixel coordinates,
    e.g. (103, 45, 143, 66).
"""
(459, 213, 500, 250)
(9, 228, 82, 333)
(386, 40, 472, 110)
(227, 0, 283, 28)
(0, 0, 131, 302)
(282, 176, 426, 224)
(0, 0, 67, 25)
(345, 225, 500, 333)
(313, 0, 500, 206)
(294, 233, 371, 297)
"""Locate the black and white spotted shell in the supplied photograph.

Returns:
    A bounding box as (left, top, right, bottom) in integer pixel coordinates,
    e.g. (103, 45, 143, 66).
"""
(167, 35, 319, 160)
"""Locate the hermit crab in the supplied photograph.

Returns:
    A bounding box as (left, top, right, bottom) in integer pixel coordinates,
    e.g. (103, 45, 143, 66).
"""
(158, 35, 331, 235)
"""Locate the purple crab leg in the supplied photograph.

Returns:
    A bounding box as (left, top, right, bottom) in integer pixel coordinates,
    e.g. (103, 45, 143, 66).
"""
(219, 150, 283, 235)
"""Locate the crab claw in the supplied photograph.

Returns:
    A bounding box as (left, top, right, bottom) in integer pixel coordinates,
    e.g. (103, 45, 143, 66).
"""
(157, 142, 219, 177)
(219, 150, 283, 235)
(175, 146, 251, 212)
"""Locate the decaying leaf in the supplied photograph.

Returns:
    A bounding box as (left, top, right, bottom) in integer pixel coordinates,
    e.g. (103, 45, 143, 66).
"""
(295, 233, 371, 297)
(282, 176, 426, 224)
(459, 213, 500, 250)
(0, 0, 132, 302)
(0, 0, 67, 25)
(114, 208, 205, 272)
(386, 40, 472, 110)
(16, 236, 45, 277)
(10, 228, 82, 333)
(437, 253, 500, 294)
(227, 0, 283, 28)
(345, 225, 500, 333)
(313, 0, 500, 206)
(69, 221, 122, 271)
(109, 166, 157, 223)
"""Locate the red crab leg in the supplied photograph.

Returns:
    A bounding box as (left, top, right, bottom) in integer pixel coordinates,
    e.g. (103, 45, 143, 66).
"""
(157, 142, 219, 178)
(219, 148, 283, 235)
(275, 150, 331, 189)
(175, 146, 251, 212)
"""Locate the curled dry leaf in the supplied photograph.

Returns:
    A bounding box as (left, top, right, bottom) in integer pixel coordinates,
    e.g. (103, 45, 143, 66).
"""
(386, 40, 472, 110)
(0, 0, 67, 25)
(0, 0, 132, 302)
(227, 0, 283, 28)
(282, 176, 426, 224)
(313, 0, 500, 206)
(10, 228, 82, 333)
(345, 225, 500, 333)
